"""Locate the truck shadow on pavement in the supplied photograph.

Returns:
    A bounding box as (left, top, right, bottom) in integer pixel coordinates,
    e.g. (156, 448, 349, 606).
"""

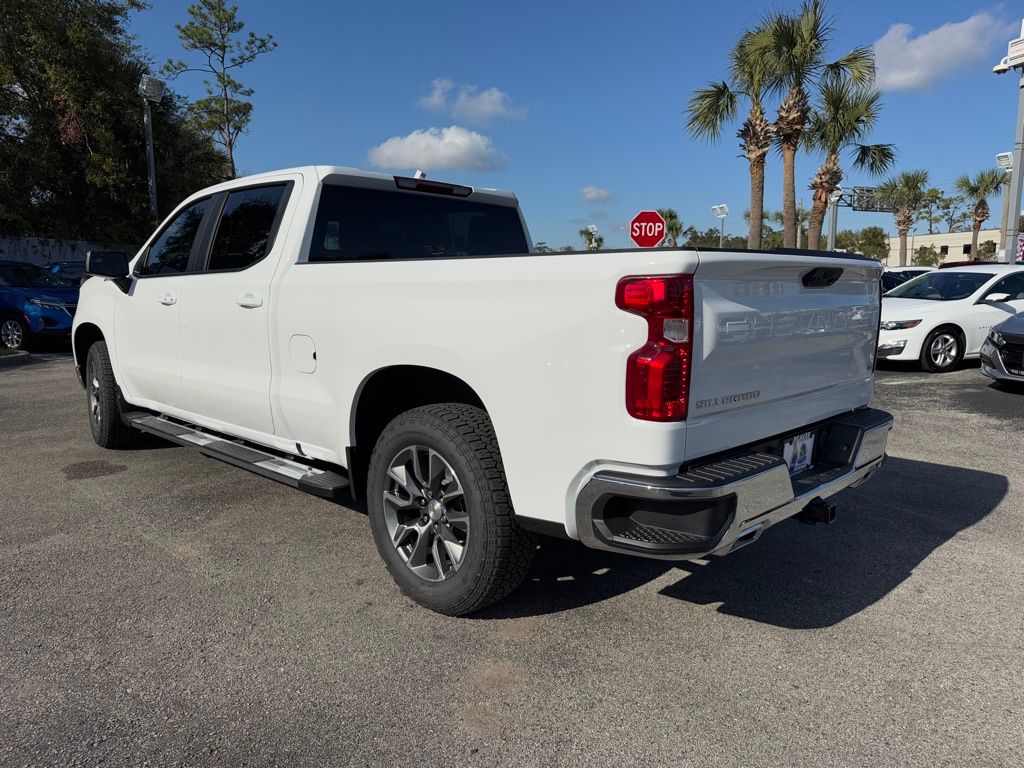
(478, 457, 1006, 628)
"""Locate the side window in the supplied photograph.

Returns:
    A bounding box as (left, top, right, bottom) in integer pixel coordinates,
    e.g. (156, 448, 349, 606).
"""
(986, 273, 1024, 301)
(207, 184, 287, 271)
(137, 198, 210, 276)
(308, 185, 528, 262)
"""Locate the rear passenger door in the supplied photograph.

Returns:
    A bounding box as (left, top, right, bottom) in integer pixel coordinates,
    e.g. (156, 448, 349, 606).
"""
(178, 180, 295, 435)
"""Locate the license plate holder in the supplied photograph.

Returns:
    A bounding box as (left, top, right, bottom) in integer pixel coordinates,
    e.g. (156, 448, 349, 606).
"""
(783, 431, 815, 475)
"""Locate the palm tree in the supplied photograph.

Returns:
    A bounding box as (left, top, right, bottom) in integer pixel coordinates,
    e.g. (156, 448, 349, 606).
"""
(768, 206, 811, 248)
(578, 228, 604, 251)
(687, 27, 773, 250)
(761, 0, 874, 248)
(875, 170, 929, 266)
(804, 80, 895, 249)
(657, 208, 686, 247)
(955, 169, 1010, 260)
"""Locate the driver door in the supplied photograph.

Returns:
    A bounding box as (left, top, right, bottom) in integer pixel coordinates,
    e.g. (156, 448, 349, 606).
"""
(114, 197, 213, 408)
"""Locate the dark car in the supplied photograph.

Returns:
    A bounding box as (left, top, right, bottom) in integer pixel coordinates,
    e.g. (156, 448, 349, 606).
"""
(45, 261, 86, 285)
(980, 311, 1024, 385)
(0, 261, 80, 350)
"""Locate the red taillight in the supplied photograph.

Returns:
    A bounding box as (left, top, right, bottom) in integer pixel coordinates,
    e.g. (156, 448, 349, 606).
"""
(615, 275, 693, 421)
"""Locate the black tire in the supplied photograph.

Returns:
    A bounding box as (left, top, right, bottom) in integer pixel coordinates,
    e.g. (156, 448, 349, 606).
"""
(919, 326, 964, 373)
(1, 316, 29, 351)
(367, 404, 535, 616)
(85, 341, 138, 449)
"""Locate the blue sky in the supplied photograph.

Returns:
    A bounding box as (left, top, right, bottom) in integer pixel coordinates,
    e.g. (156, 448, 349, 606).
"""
(130, 1, 1022, 249)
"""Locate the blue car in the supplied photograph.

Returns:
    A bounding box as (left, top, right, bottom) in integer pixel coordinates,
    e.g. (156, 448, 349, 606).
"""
(45, 261, 86, 285)
(0, 261, 80, 350)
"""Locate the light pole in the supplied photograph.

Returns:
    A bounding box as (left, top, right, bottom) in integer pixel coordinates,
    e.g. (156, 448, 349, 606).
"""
(137, 75, 166, 220)
(993, 19, 1024, 262)
(826, 187, 844, 251)
(711, 204, 729, 248)
(585, 224, 598, 251)
(997, 151, 1013, 253)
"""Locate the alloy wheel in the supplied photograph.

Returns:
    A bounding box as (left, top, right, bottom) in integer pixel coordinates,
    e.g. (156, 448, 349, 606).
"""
(382, 445, 469, 582)
(1, 319, 23, 350)
(87, 356, 101, 428)
(929, 333, 958, 368)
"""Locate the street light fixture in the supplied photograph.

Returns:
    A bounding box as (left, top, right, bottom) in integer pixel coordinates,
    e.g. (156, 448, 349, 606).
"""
(993, 19, 1024, 262)
(137, 75, 165, 219)
(711, 204, 729, 247)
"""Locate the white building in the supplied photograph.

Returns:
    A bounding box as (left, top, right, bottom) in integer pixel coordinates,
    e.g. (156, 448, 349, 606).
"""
(883, 228, 1001, 266)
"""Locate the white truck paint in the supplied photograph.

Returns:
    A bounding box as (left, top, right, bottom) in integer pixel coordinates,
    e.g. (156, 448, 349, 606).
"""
(73, 166, 892, 614)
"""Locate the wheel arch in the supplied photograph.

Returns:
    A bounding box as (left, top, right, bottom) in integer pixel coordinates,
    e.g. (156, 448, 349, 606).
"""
(72, 322, 106, 386)
(925, 322, 967, 345)
(348, 365, 486, 499)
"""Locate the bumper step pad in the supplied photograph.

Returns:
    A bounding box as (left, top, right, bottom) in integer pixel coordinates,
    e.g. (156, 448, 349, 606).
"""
(126, 413, 349, 499)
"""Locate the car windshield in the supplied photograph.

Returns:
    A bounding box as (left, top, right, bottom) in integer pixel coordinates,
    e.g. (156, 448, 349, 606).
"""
(0, 264, 73, 288)
(885, 271, 994, 301)
(56, 265, 84, 279)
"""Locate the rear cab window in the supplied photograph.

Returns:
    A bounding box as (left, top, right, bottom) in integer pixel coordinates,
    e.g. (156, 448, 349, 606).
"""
(207, 184, 289, 272)
(308, 184, 528, 263)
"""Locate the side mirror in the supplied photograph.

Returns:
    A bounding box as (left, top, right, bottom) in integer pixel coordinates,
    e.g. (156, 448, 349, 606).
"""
(984, 292, 1011, 304)
(85, 250, 129, 278)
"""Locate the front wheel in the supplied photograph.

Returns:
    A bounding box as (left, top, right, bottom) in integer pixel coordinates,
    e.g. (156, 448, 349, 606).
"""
(85, 341, 138, 449)
(920, 328, 964, 373)
(1, 317, 28, 350)
(367, 404, 535, 616)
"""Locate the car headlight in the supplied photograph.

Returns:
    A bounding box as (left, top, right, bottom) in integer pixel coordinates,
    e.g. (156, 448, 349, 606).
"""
(880, 319, 922, 331)
(989, 330, 1006, 347)
(28, 299, 65, 311)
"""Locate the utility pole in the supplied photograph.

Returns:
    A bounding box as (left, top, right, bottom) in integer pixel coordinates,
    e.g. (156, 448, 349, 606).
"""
(994, 20, 1024, 262)
(826, 188, 843, 250)
(1005, 75, 1024, 262)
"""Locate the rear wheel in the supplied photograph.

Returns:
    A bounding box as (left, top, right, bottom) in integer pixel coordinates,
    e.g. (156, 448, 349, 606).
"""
(920, 327, 964, 373)
(367, 404, 535, 615)
(85, 341, 138, 449)
(1, 317, 27, 350)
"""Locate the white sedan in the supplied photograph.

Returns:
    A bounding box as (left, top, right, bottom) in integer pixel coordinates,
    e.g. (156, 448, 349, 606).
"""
(877, 265, 1024, 372)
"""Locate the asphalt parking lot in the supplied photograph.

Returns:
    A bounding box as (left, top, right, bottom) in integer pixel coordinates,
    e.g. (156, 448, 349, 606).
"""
(2, 354, 1022, 767)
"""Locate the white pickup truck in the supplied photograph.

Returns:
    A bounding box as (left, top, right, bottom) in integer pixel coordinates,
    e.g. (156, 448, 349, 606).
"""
(73, 166, 892, 615)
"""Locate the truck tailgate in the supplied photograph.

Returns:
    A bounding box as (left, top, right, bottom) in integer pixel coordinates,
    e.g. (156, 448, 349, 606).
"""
(686, 251, 881, 461)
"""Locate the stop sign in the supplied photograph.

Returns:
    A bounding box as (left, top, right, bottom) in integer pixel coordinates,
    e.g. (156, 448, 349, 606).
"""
(630, 210, 666, 248)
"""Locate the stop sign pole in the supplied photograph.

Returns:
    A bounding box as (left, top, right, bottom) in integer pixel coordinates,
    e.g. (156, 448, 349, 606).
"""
(630, 210, 666, 248)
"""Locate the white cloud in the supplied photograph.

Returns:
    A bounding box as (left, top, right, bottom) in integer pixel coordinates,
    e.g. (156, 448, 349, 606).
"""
(419, 79, 525, 122)
(419, 78, 453, 111)
(874, 13, 1011, 91)
(367, 125, 506, 171)
(580, 186, 611, 203)
(452, 87, 525, 122)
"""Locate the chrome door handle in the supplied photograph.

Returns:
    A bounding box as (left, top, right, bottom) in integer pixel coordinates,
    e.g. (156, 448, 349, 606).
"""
(235, 293, 263, 309)
(159, 293, 176, 306)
